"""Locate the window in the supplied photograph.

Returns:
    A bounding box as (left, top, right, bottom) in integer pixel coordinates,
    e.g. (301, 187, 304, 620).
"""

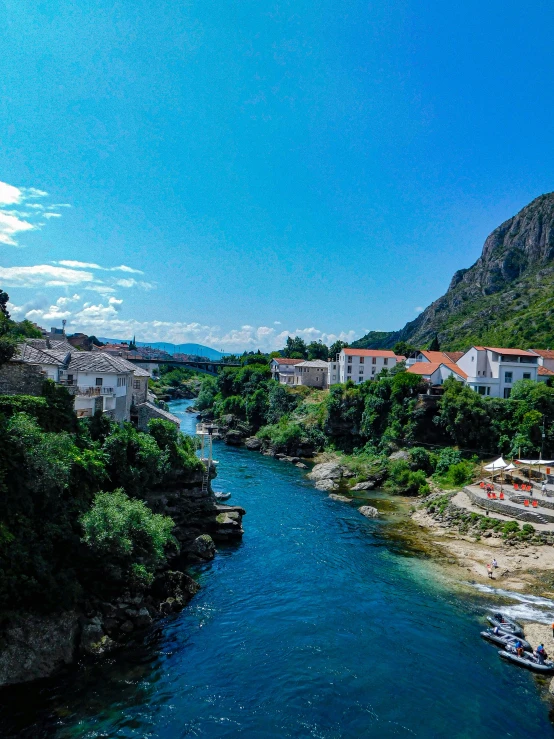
(117, 376, 127, 387)
(383, 358, 388, 365)
(347, 366, 352, 374)
(523, 373, 531, 380)
(504, 388, 512, 399)
(359, 357, 364, 364)
(372, 357, 376, 364)
(504, 371, 513, 384)
(95, 377, 103, 386)
(477, 386, 486, 395)
(359, 370, 364, 375)
(487, 387, 491, 395)
(133, 380, 141, 389)
(67, 374, 73, 385)
(347, 356, 352, 364)
(372, 368, 376, 374)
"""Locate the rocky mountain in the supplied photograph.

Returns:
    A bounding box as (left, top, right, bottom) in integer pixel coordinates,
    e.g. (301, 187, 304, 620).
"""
(353, 193, 554, 351)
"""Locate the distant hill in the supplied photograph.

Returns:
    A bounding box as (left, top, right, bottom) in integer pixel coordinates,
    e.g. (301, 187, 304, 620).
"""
(352, 193, 554, 351)
(97, 339, 229, 360)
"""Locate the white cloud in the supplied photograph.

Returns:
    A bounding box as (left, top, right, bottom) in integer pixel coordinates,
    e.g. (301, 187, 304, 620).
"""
(0, 182, 23, 206)
(114, 278, 155, 290)
(55, 260, 144, 275)
(8, 289, 357, 352)
(273, 320, 281, 325)
(0, 180, 62, 247)
(0, 265, 94, 288)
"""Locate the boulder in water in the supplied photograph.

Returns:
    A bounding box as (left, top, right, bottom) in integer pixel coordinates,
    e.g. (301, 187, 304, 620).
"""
(245, 437, 262, 451)
(315, 479, 338, 491)
(351, 481, 375, 491)
(329, 494, 352, 503)
(308, 462, 342, 482)
(359, 506, 379, 519)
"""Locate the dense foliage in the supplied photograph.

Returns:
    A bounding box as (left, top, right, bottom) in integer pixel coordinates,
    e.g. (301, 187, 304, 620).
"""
(0, 385, 200, 614)
(0, 289, 42, 366)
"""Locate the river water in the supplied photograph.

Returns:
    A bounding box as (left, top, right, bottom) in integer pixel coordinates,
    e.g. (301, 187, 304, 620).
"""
(1, 397, 553, 737)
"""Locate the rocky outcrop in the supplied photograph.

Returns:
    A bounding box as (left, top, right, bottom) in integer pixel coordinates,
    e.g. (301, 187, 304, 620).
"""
(389, 450, 410, 462)
(352, 192, 554, 350)
(315, 479, 338, 491)
(0, 611, 79, 686)
(359, 506, 380, 519)
(351, 481, 375, 491)
(245, 437, 262, 451)
(307, 462, 343, 482)
(329, 494, 352, 503)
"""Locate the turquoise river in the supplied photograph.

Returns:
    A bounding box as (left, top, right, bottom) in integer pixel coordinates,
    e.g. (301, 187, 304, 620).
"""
(1, 397, 554, 737)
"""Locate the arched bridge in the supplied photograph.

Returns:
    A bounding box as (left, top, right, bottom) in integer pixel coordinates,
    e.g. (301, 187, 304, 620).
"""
(125, 357, 240, 375)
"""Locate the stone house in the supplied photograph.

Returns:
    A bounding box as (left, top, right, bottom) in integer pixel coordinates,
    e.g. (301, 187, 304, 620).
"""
(293, 359, 329, 388)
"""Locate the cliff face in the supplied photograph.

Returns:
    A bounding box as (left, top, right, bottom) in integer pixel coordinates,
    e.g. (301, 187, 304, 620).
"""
(0, 467, 244, 688)
(353, 193, 554, 350)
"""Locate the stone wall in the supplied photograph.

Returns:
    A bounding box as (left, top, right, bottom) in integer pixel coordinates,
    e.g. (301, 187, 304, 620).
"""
(0, 361, 45, 396)
(464, 486, 554, 523)
(137, 401, 180, 430)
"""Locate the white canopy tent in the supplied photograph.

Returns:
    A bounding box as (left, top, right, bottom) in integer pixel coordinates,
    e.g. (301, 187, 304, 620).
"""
(484, 457, 508, 471)
(516, 459, 554, 465)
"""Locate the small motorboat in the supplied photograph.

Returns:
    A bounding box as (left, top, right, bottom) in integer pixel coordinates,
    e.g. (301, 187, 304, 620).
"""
(480, 628, 532, 652)
(486, 613, 524, 637)
(499, 646, 554, 673)
(214, 491, 231, 501)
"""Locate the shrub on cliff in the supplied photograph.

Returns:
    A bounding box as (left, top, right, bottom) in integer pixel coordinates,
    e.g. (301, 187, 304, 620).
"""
(80, 489, 176, 588)
(148, 418, 202, 475)
(385, 459, 429, 496)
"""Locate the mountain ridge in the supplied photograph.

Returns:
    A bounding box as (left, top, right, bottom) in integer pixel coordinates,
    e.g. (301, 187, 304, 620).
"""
(352, 192, 554, 351)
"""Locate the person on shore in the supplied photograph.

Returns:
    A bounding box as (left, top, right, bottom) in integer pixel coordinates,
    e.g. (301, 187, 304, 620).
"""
(487, 563, 493, 579)
(492, 558, 498, 569)
(551, 621, 554, 640)
(542, 482, 547, 496)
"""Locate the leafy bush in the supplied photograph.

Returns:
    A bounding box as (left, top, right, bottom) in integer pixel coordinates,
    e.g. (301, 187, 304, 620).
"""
(409, 447, 434, 474)
(435, 447, 462, 475)
(257, 417, 304, 451)
(81, 489, 176, 588)
(386, 460, 430, 496)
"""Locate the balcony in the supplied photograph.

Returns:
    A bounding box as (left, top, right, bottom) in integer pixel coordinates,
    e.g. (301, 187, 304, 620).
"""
(59, 383, 115, 397)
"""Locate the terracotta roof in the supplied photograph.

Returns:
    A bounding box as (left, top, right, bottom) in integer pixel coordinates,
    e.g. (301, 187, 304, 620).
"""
(443, 351, 464, 362)
(420, 351, 449, 363)
(530, 349, 554, 360)
(538, 366, 554, 376)
(272, 357, 305, 365)
(407, 362, 467, 380)
(483, 347, 536, 357)
(395, 355, 407, 361)
(342, 349, 397, 357)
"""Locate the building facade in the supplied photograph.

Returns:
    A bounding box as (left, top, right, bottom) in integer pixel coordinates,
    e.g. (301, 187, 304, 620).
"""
(293, 360, 329, 387)
(270, 357, 305, 384)
(456, 346, 539, 398)
(336, 349, 399, 384)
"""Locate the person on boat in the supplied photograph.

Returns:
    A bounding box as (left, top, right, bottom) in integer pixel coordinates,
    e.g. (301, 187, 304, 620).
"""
(493, 626, 501, 635)
(515, 641, 525, 658)
(536, 644, 547, 664)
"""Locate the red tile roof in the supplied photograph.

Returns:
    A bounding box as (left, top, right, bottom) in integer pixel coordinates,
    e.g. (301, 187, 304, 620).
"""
(443, 351, 464, 362)
(530, 349, 554, 360)
(272, 357, 305, 365)
(343, 349, 397, 357)
(420, 351, 450, 363)
(538, 366, 554, 376)
(407, 362, 467, 380)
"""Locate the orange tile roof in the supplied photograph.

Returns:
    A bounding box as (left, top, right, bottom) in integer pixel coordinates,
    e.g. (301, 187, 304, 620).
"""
(530, 349, 554, 360)
(443, 351, 464, 362)
(420, 351, 450, 363)
(343, 349, 397, 357)
(273, 357, 305, 365)
(538, 366, 554, 376)
(407, 362, 467, 379)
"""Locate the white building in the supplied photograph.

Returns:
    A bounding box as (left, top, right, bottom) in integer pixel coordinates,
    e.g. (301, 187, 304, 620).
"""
(294, 360, 328, 388)
(270, 357, 305, 385)
(328, 359, 340, 386)
(408, 350, 464, 367)
(456, 346, 539, 398)
(335, 349, 400, 384)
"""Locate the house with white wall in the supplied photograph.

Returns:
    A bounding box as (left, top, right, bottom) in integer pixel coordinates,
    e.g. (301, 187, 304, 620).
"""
(409, 350, 464, 366)
(456, 346, 539, 398)
(406, 362, 467, 385)
(294, 360, 328, 388)
(336, 349, 399, 384)
(270, 357, 305, 385)
(528, 350, 554, 383)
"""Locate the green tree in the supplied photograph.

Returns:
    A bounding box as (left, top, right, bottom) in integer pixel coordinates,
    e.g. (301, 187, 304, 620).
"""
(428, 335, 440, 351)
(307, 341, 329, 361)
(284, 336, 308, 359)
(393, 341, 418, 358)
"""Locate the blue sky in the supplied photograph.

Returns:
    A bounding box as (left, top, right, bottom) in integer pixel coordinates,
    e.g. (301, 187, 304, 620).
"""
(1, 0, 554, 351)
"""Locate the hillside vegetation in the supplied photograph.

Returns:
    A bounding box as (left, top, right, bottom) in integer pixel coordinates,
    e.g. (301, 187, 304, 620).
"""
(353, 193, 554, 350)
